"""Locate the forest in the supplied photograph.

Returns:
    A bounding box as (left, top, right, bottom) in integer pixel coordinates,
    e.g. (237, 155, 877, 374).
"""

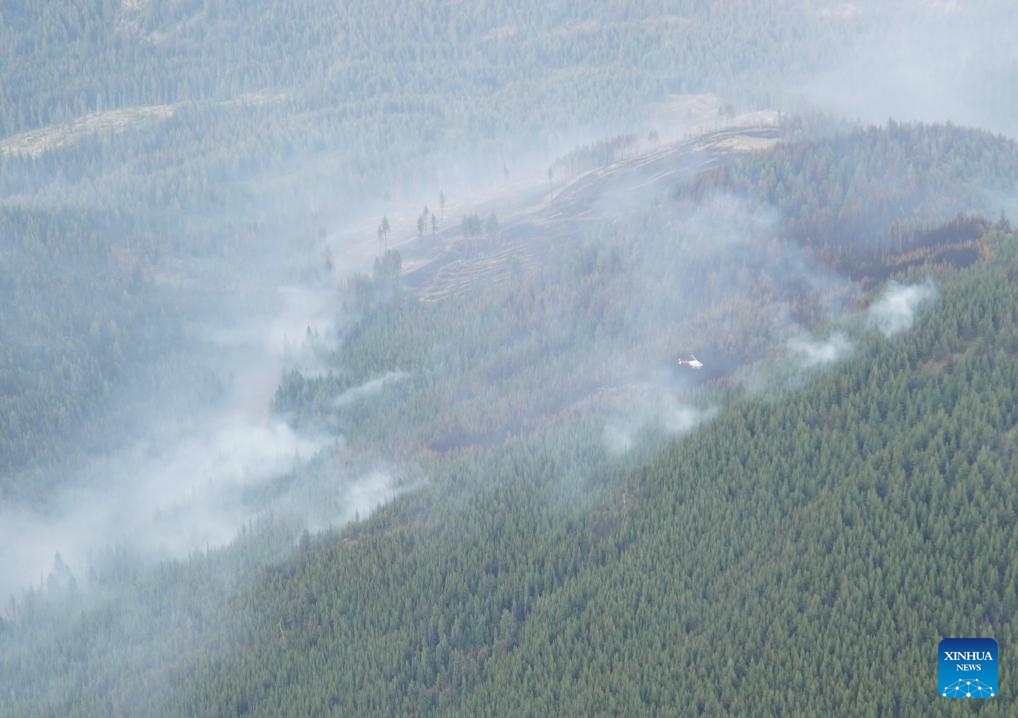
(184, 234, 1018, 716)
(3, 1, 1018, 716)
(5, 119, 1017, 715)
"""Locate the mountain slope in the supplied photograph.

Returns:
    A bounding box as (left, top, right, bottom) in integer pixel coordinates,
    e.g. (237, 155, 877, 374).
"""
(4, 122, 1017, 716)
(164, 234, 1018, 717)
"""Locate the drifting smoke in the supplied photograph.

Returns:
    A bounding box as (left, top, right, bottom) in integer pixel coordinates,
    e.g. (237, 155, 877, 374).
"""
(0, 406, 328, 601)
(868, 279, 937, 337)
(0, 278, 400, 599)
(333, 371, 409, 407)
(603, 383, 716, 457)
(303, 468, 409, 531)
(583, 186, 860, 454)
(787, 331, 853, 367)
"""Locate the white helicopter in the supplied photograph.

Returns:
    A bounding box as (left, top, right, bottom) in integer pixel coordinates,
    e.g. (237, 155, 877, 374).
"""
(677, 354, 703, 369)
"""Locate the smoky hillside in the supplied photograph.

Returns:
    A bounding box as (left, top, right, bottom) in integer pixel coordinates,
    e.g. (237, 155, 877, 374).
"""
(3, 1, 1018, 717)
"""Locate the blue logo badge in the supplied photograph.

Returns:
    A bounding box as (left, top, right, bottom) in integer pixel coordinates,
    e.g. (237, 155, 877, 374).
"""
(939, 638, 997, 698)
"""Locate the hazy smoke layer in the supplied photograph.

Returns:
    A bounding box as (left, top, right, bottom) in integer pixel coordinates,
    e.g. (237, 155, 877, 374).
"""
(793, 1, 1018, 138)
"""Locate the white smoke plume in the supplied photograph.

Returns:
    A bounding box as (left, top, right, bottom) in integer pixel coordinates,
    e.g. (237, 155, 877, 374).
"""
(787, 331, 853, 367)
(868, 279, 937, 337)
(603, 384, 716, 457)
